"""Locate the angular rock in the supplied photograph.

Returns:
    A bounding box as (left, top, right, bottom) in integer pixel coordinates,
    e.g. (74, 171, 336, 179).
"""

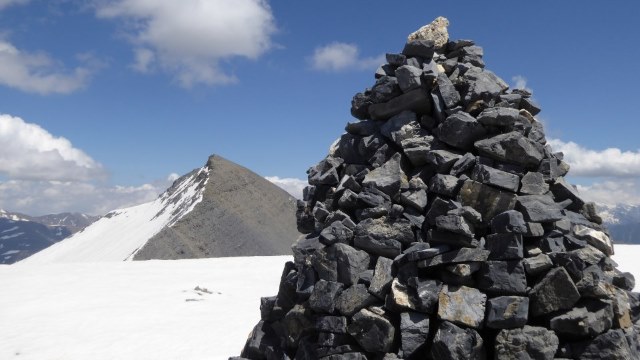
(429, 174, 462, 197)
(476, 107, 523, 127)
(426, 197, 461, 225)
(552, 177, 585, 210)
(458, 180, 517, 222)
(320, 221, 354, 246)
(471, 164, 520, 192)
(388, 278, 418, 311)
(486, 296, 529, 329)
(348, 308, 395, 353)
(474, 131, 544, 168)
(523, 254, 553, 276)
(408, 277, 442, 313)
(335, 243, 371, 287)
(462, 67, 509, 104)
(438, 285, 487, 329)
(530, 267, 581, 316)
(362, 153, 403, 196)
(435, 214, 475, 237)
(402, 39, 435, 59)
(308, 157, 342, 186)
(399, 312, 429, 358)
(449, 152, 477, 176)
(283, 305, 314, 348)
(418, 247, 490, 268)
(436, 72, 460, 108)
(576, 329, 633, 360)
(573, 224, 613, 256)
(396, 65, 423, 92)
(309, 280, 344, 314)
(354, 217, 413, 257)
(369, 88, 431, 121)
(335, 284, 377, 317)
(426, 228, 476, 248)
(486, 233, 524, 260)
(476, 260, 527, 295)
(407, 16, 449, 49)
(550, 299, 613, 338)
(519, 171, 549, 195)
(491, 210, 527, 234)
(435, 112, 487, 151)
(398, 189, 427, 211)
(430, 321, 485, 360)
(516, 195, 565, 222)
(494, 326, 559, 360)
(368, 256, 394, 299)
(316, 316, 348, 334)
(425, 149, 462, 173)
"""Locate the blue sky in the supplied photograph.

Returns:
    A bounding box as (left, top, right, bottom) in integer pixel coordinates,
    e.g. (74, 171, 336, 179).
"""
(1, 0, 639, 215)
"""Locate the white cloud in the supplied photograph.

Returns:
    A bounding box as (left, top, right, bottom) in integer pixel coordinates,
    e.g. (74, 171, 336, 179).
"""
(576, 180, 640, 207)
(95, 0, 276, 87)
(0, 40, 94, 94)
(265, 176, 306, 199)
(310, 42, 384, 72)
(511, 75, 531, 92)
(549, 138, 640, 177)
(0, 178, 171, 216)
(0, 114, 106, 181)
(0, 0, 28, 10)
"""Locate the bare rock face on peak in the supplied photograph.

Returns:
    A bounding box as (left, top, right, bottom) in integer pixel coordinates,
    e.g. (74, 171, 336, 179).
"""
(235, 17, 640, 360)
(133, 155, 299, 260)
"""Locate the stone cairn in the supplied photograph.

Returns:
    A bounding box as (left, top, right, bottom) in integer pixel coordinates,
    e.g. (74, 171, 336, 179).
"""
(235, 17, 640, 359)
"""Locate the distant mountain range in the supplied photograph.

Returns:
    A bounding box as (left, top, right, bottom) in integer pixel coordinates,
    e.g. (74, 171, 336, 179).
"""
(0, 210, 98, 264)
(598, 204, 640, 244)
(20, 154, 300, 264)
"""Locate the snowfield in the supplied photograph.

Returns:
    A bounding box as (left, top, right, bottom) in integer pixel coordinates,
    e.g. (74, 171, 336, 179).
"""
(0, 246, 639, 360)
(0, 256, 290, 360)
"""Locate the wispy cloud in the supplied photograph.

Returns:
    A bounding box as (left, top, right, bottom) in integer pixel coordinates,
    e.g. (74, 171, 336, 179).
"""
(0, 40, 96, 94)
(95, 0, 276, 87)
(576, 180, 640, 207)
(309, 42, 384, 72)
(265, 176, 306, 199)
(0, 0, 28, 11)
(511, 75, 532, 93)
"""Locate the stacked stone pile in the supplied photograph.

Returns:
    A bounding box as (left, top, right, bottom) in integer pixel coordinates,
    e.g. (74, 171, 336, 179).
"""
(235, 17, 640, 359)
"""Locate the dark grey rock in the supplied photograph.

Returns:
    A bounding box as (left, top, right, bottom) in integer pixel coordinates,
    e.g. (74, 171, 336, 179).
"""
(524, 222, 545, 237)
(474, 131, 544, 168)
(396, 65, 423, 92)
(523, 254, 553, 276)
(430, 321, 485, 360)
(345, 121, 379, 137)
(398, 189, 427, 211)
(380, 111, 424, 146)
(486, 233, 524, 260)
(552, 177, 585, 210)
(317, 332, 349, 348)
(316, 316, 347, 336)
(418, 247, 490, 268)
(283, 304, 314, 348)
(516, 195, 565, 222)
(357, 186, 391, 208)
(362, 153, 403, 196)
(335, 243, 371, 287)
(426, 228, 477, 247)
(476, 107, 523, 127)
(530, 267, 581, 316)
(435, 112, 487, 151)
(309, 280, 344, 314)
(408, 277, 443, 313)
(424, 150, 463, 175)
(370, 76, 401, 103)
(494, 326, 559, 360)
(462, 67, 509, 104)
(520, 97, 541, 116)
(436, 72, 461, 108)
(354, 235, 402, 259)
(435, 214, 475, 237)
(369, 89, 431, 121)
(429, 174, 462, 197)
(438, 284, 487, 329)
(350, 92, 373, 120)
(471, 164, 520, 192)
(448, 206, 483, 227)
(426, 197, 461, 225)
(486, 296, 529, 329)
(400, 312, 429, 358)
(613, 272, 636, 291)
(402, 39, 435, 59)
(348, 308, 395, 353)
(386, 53, 406, 66)
(572, 224, 613, 256)
(476, 260, 527, 295)
(450, 152, 477, 176)
(519, 171, 549, 195)
(335, 284, 378, 317)
(354, 217, 413, 257)
(577, 329, 633, 360)
(240, 320, 280, 359)
(308, 157, 343, 186)
(312, 245, 338, 282)
(369, 256, 394, 299)
(491, 210, 527, 234)
(550, 299, 613, 338)
(458, 180, 517, 222)
(320, 221, 354, 246)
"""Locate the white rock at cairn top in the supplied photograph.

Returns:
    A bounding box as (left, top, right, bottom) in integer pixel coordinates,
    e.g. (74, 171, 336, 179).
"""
(407, 16, 450, 49)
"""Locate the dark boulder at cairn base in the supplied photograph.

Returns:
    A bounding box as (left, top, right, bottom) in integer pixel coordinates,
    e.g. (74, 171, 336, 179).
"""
(234, 17, 640, 359)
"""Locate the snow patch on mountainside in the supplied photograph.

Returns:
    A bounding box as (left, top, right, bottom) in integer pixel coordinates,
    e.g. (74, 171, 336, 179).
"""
(21, 166, 209, 264)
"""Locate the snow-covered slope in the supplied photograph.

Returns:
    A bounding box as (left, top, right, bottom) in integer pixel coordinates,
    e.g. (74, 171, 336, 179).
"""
(0, 256, 290, 360)
(21, 166, 209, 263)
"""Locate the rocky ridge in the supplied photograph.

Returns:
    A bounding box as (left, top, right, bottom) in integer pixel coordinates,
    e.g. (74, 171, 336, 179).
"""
(236, 18, 640, 359)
